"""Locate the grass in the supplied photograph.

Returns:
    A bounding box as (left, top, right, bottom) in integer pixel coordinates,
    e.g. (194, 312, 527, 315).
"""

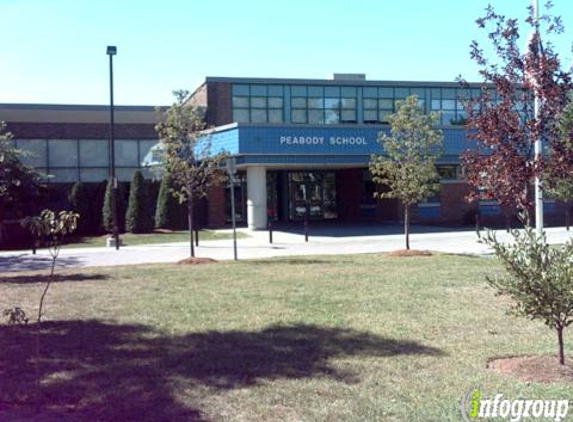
(0, 254, 571, 421)
(61, 229, 248, 249)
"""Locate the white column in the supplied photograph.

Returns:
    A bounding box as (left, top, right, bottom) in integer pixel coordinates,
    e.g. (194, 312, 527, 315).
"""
(246, 166, 267, 230)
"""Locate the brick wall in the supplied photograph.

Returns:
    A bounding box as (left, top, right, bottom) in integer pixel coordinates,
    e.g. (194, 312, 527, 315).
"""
(206, 184, 227, 227)
(206, 82, 232, 126)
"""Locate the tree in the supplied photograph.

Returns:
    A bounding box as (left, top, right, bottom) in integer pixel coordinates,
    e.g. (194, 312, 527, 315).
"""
(125, 170, 152, 233)
(155, 90, 228, 257)
(545, 94, 573, 229)
(369, 95, 443, 250)
(461, 3, 572, 219)
(69, 181, 91, 235)
(21, 210, 79, 323)
(155, 172, 180, 230)
(0, 122, 43, 246)
(480, 226, 573, 365)
(21, 209, 78, 394)
(102, 179, 126, 234)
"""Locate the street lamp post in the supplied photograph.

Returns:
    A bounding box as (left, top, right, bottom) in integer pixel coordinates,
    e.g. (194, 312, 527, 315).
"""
(226, 157, 238, 261)
(107, 45, 120, 250)
(532, 0, 544, 234)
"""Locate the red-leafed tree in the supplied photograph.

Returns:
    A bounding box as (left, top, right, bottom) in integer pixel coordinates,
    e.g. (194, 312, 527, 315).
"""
(460, 3, 572, 222)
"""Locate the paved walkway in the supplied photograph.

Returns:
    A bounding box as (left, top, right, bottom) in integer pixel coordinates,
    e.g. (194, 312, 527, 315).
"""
(2, 225, 572, 273)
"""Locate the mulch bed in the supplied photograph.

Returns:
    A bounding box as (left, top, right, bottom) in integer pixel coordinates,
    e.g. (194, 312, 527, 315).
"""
(177, 257, 218, 265)
(488, 355, 573, 383)
(387, 249, 433, 257)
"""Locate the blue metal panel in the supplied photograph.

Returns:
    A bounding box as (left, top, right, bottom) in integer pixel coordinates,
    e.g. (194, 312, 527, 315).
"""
(210, 124, 473, 166)
(418, 206, 441, 218)
(209, 127, 240, 154)
(479, 204, 501, 216)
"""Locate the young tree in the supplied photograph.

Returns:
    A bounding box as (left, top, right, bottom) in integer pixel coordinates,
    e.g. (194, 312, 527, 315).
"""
(369, 95, 443, 250)
(0, 122, 43, 246)
(155, 90, 228, 257)
(21, 210, 79, 323)
(481, 226, 573, 365)
(461, 4, 572, 219)
(125, 170, 152, 233)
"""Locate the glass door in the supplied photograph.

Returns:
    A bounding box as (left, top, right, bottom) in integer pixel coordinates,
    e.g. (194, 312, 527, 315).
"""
(288, 171, 337, 221)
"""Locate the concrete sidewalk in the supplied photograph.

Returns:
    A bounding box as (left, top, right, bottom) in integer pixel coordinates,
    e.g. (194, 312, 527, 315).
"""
(2, 226, 572, 273)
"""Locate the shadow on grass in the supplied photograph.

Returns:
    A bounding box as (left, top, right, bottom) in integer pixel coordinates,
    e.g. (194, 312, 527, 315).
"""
(246, 258, 350, 266)
(0, 273, 109, 284)
(0, 255, 83, 274)
(0, 321, 445, 421)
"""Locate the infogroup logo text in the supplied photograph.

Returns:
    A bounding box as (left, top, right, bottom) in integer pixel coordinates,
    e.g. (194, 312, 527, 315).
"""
(461, 389, 569, 422)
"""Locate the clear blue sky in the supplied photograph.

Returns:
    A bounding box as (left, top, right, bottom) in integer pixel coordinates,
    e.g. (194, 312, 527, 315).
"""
(1, 0, 572, 106)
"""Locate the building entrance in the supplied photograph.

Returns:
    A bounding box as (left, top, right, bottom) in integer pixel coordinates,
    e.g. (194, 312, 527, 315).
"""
(287, 171, 337, 221)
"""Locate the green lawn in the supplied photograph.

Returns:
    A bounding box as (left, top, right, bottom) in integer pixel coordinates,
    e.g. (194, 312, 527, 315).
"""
(61, 229, 248, 249)
(1, 254, 571, 421)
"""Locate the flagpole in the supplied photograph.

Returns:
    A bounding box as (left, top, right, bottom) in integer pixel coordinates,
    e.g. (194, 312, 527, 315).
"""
(533, 0, 544, 234)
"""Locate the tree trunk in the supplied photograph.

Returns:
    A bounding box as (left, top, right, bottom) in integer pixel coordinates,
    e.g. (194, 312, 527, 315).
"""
(188, 197, 195, 258)
(404, 204, 410, 250)
(557, 324, 565, 365)
(566, 206, 570, 231)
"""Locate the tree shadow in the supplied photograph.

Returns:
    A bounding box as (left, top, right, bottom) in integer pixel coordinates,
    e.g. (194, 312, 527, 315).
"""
(0, 254, 82, 273)
(0, 273, 109, 284)
(0, 321, 445, 421)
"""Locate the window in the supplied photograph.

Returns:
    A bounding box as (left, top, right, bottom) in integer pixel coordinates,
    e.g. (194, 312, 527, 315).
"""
(437, 164, 463, 181)
(231, 84, 285, 123)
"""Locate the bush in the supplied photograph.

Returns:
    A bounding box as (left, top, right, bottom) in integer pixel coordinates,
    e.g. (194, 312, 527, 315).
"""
(102, 179, 126, 233)
(125, 171, 152, 233)
(69, 182, 90, 235)
(155, 173, 186, 230)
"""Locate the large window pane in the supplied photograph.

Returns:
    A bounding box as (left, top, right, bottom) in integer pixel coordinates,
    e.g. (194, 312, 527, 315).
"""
(325, 109, 339, 124)
(268, 85, 283, 96)
(268, 97, 283, 108)
(341, 86, 357, 97)
(233, 109, 249, 123)
(364, 110, 378, 122)
(80, 139, 108, 167)
(363, 99, 377, 109)
(139, 140, 159, 166)
(17, 139, 47, 167)
(341, 98, 356, 109)
(250, 97, 266, 108)
(80, 168, 108, 182)
(232, 84, 249, 95)
(378, 99, 393, 109)
(363, 87, 377, 98)
(232, 96, 249, 107)
(115, 140, 139, 167)
(308, 98, 323, 109)
(291, 86, 307, 96)
(324, 86, 340, 97)
(324, 98, 339, 109)
(49, 139, 78, 167)
(291, 109, 307, 123)
(250, 85, 266, 96)
(251, 109, 267, 123)
(291, 97, 307, 108)
(50, 168, 79, 182)
(379, 87, 393, 98)
(309, 109, 324, 124)
(341, 110, 356, 123)
(269, 109, 283, 123)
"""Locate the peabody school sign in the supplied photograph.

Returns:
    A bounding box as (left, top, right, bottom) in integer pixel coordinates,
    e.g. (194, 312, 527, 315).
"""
(279, 136, 368, 146)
